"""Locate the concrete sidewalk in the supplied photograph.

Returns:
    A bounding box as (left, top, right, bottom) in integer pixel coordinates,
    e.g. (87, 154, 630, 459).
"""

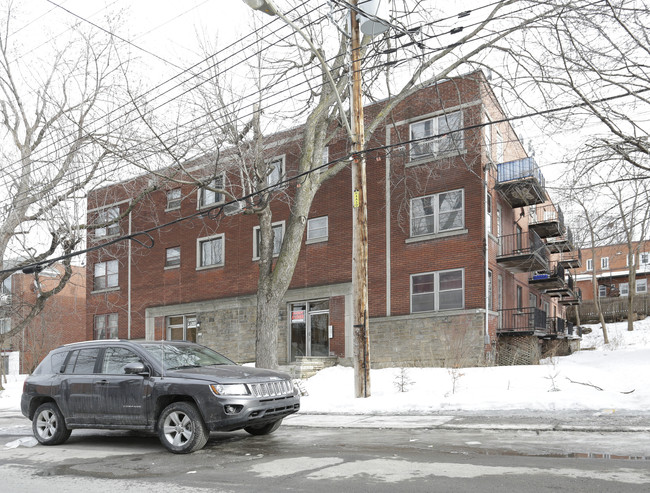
(283, 411, 650, 432)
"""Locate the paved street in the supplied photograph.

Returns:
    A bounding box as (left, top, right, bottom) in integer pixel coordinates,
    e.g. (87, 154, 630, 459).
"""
(1, 410, 649, 492)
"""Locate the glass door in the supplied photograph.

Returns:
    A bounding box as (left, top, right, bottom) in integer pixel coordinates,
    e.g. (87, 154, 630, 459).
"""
(290, 301, 329, 361)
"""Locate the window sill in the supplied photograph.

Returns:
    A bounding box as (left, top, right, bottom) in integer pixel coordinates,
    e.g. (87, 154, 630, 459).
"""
(196, 264, 224, 271)
(91, 287, 120, 295)
(405, 228, 468, 244)
(165, 207, 181, 213)
(90, 233, 119, 242)
(164, 264, 180, 270)
(407, 148, 467, 167)
(197, 202, 225, 211)
(306, 237, 328, 245)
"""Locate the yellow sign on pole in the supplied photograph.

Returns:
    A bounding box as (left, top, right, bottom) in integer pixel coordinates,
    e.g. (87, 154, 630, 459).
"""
(354, 190, 360, 208)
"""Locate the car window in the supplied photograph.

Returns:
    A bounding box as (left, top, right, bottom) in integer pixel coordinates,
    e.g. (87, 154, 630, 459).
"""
(65, 348, 100, 374)
(140, 343, 235, 371)
(101, 347, 142, 374)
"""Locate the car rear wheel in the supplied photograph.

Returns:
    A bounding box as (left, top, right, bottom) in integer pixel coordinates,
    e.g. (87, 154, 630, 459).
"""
(157, 402, 208, 454)
(244, 418, 283, 436)
(33, 402, 71, 446)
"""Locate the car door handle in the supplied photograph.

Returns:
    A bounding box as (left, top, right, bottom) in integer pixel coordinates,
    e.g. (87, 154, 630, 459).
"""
(96, 380, 109, 385)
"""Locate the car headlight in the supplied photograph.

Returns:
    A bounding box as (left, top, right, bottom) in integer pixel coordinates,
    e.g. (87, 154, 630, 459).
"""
(210, 383, 249, 396)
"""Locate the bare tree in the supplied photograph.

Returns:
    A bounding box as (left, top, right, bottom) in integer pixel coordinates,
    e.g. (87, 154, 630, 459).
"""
(0, 3, 133, 343)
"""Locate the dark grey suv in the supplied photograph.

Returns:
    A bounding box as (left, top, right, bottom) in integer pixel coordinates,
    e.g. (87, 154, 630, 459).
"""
(21, 340, 300, 453)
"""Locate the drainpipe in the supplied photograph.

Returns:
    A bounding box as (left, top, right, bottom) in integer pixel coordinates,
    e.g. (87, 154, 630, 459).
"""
(484, 168, 491, 349)
(128, 203, 132, 340)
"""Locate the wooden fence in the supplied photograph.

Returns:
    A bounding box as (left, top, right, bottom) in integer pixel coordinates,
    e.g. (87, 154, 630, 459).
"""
(568, 294, 650, 323)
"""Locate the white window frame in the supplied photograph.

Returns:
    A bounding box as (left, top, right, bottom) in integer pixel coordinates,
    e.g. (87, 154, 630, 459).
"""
(487, 194, 493, 235)
(94, 206, 120, 238)
(253, 222, 285, 260)
(196, 234, 225, 270)
(598, 285, 607, 298)
(307, 216, 328, 243)
(637, 278, 648, 294)
(0, 317, 10, 334)
(641, 252, 649, 266)
(409, 110, 463, 161)
(410, 189, 465, 238)
(94, 313, 118, 339)
(410, 268, 464, 313)
(601, 257, 609, 270)
(166, 189, 181, 210)
(586, 258, 593, 271)
(165, 246, 181, 268)
(198, 175, 225, 209)
(619, 282, 629, 297)
(93, 260, 119, 291)
(267, 156, 285, 187)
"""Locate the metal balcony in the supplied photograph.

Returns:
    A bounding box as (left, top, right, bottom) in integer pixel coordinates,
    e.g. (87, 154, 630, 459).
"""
(497, 307, 547, 336)
(529, 263, 567, 291)
(496, 157, 547, 208)
(557, 247, 582, 269)
(496, 229, 550, 273)
(545, 269, 574, 298)
(546, 317, 567, 338)
(559, 286, 582, 306)
(528, 203, 565, 239)
(546, 226, 574, 254)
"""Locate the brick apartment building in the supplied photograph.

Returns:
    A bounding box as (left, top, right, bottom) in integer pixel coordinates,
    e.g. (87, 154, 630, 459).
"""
(85, 72, 582, 368)
(1, 264, 86, 373)
(575, 241, 649, 301)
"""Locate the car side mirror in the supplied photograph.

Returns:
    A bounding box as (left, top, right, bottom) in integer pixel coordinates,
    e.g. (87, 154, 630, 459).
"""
(123, 361, 149, 375)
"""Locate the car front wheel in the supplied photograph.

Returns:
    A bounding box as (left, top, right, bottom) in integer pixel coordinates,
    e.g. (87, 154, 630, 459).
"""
(32, 402, 71, 446)
(157, 402, 208, 454)
(244, 418, 283, 436)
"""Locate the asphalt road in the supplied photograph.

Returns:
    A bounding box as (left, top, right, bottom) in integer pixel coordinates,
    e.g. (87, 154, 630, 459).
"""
(1, 411, 649, 492)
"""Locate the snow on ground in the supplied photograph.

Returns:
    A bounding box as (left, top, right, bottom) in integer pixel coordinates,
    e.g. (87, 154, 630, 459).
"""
(1, 317, 649, 415)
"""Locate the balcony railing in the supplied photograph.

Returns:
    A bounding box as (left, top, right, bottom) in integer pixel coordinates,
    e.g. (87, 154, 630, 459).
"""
(496, 229, 550, 273)
(557, 247, 582, 269)
(546, 317, 567, 337)
(529, 203, 565, 238)
(497, 307, 547, 335)
(496, 157, 547, 208)
(529, 262, 566, 290)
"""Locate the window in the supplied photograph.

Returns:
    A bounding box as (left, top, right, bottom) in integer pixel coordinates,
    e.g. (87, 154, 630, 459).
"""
(94, 260, 119, 290)
(637, 278, 648, 294)
(620, 282, 629, 297)
(496, 129, 504, 163)
(94, 313, 118, 339)
(167, 189, 181, 210)
(199, 176, 224, 208)
(484, 112, 492, 160)
(307, 216, 328, 242)
(586, 258, 593, 271)
(167, 315, 197, 342)
(411, 189, 464, 237)
(641, 252, 650, 265)
(254, 222, 284, 259)
(516, 286, 523, 310)
(94, 206, 120, 238)
(487, 269, 493, 311)
(66, 348, 100, 374)
(487, 195, 492, 235)
(601, 257, 609, 270)
(411, 269, 464, 313)
(598, 285, 607, 298)
(1, 275, 10, 298)
(165, 247, 181, 268)
(409, 111, 463, 160)
(197, 234, 224, 269)
(0, 318, 10, 334)
(267, 157, 285, 187)
(101, 347, 142, 374)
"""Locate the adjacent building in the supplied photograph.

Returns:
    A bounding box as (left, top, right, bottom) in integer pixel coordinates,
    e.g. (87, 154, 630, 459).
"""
(1, 264, 86, 373)
(85, 72, 582, 368)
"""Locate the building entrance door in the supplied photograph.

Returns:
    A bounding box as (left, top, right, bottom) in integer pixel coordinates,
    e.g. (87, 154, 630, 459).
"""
(290, 300, 329, 361)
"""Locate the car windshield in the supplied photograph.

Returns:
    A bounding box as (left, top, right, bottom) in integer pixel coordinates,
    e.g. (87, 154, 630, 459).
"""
(140, 343, 236, 371)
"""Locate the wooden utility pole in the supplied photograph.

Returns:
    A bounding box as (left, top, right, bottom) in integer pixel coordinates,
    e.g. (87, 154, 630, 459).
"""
(351, 4, 371, 398)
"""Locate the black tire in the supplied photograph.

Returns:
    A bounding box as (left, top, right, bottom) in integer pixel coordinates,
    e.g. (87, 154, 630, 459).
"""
(32, 402, 71, 446)
(244, 418, 283, 436)
(157, 402, 208, 454)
